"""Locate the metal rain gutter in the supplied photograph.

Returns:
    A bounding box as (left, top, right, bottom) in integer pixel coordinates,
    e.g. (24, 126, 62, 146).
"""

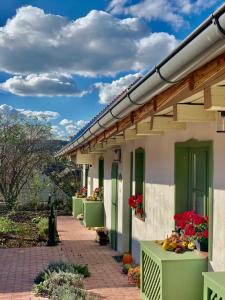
(57, 3, 225, 156)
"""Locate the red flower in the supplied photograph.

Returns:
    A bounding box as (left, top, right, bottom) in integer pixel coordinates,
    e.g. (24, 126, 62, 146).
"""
(128, 196, 136, 208)
(184, 224, 196, 236)
(136, 208, 143, 215)
(203, 229, 208, 239)
(136, 194, 142, 204)
(177, 219, 186, 229)
(193, 214, 205, 225)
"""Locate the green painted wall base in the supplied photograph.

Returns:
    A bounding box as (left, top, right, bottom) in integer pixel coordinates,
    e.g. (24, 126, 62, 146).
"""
(83, 200, 104, 228)
(203, 272, 225, 300)
(72, 197, 85, 218)
(141, 241, 208, 300)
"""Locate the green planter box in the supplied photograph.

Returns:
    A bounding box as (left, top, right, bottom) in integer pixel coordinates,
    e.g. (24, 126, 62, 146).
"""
(83, 200, 104, 228)
(141, 241, 208, 300)
(203, 272, 225, 300)
(72, 197, 85, 218)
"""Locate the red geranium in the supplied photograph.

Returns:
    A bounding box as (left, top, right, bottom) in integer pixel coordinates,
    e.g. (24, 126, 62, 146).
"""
(203, 229, 208, 239)
(128, 194, 143, 217)
(174, 210, 208, 242)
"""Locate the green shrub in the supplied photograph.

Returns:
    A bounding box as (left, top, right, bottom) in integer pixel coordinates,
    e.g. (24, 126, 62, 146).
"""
(47, 261, 90, 277)
(37, 217, 48, 240)
(33, 261, 90, 284)
(51, 285, 88, 300)
(34, 271, 83, 298)
(34, 270, 51, 284)
(0, 217, 15, 234)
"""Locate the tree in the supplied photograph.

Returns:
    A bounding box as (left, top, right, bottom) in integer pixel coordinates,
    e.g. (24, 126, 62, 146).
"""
(44, 157, 82, 197)
(0, 115, 52, 209)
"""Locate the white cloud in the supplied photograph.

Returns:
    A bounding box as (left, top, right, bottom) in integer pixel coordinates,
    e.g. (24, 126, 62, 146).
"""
(0, 104, 59, 121)
(59, 119, 73, 126)
(177, 0, 220, 14)
(0, 73, 85, 97)
(51, 125, 67, 140)
(0, 6, 178, 76)
(95, 73, 142, 104)
(17, 109, 59, 121)
(57, 118, 88, 138)
(108, 0, 221, 27)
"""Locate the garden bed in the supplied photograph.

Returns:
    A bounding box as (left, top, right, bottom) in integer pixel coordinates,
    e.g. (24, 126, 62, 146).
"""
(0, 210, 50, 248)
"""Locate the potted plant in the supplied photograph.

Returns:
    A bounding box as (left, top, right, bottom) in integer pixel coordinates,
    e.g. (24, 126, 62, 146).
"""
(174, 210, 208, 252)
(128, 194, 143, 218)
(87, 187, 104, 201)
(96, 227, 109, 245)
(128, 266, 140, 288)
(76, 187, 87, 198)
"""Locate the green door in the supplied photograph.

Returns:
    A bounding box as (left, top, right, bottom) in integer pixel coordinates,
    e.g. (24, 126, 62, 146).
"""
(175, 143, 210, 216)
(175, 140, 213, 258)
(189, 149, 208, 215)
(111, 162, 118, 250)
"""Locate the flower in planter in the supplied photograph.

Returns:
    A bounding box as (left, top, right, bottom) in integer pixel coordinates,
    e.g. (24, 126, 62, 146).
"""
(75, 187, 87, 198)
(87, 187, 104, 201)
(128, 266, 140, 288)
(128, 194, 143, 218)
(174, 210, 208, 250)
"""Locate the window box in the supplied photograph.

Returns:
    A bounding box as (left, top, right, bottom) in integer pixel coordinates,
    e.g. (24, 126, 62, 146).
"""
(83, 199, 104, 228)
(72, 197, 85, 218)
(203, 272, 225, 300)
(141, 241, 207, 300)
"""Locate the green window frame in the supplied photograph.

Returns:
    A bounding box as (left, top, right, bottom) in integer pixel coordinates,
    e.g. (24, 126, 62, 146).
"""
(135, 148, 145, 220)
(98, 158, 104, 189)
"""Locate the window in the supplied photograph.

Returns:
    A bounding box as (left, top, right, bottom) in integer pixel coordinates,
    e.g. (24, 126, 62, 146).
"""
(98, 158, 104, 188)
(135, 148, 145, 219)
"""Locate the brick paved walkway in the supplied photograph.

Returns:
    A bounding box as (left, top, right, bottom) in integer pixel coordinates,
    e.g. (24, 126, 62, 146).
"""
(0, 216, 140, 300)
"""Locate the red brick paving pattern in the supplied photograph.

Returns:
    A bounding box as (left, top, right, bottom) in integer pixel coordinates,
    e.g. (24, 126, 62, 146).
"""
(0, 216, 140, 300)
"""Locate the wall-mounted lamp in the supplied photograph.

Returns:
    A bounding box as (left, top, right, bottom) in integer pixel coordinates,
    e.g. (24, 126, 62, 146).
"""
(217, 111, 225, 133)
(114, 148, 121, 162)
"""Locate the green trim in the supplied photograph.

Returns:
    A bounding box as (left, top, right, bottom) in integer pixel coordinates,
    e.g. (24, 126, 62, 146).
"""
(85, 166, 89, 188)
(111, 162, 118, 250)
(175, 139, 213, 260)
(129, 152, 133, 252)
(135, 147, 145, 221)
(135, 148, 145, 194)
(98, 158, 104, 188)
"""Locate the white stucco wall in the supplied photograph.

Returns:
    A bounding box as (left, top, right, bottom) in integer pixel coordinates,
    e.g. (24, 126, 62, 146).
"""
(88, 121, 225, 271)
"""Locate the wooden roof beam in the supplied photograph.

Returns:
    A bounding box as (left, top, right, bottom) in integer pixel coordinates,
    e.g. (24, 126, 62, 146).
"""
(151, 116, 186, 130)
(204, 86, 225, 111)
(174, 104, 216, 122)
(136, 122, 164, 136)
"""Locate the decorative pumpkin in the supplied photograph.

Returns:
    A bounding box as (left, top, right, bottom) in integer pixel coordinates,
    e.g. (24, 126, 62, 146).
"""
(122, 253, 133, 265)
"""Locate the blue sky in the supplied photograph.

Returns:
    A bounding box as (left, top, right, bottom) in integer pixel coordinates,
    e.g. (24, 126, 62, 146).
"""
(0, 0, 223, 139)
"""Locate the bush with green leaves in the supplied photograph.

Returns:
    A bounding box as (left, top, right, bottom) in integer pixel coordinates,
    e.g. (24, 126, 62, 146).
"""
(37, 217, 48, 240)
(0, 216, 31, 235)
(47, 261, 90, 277)
(51, 285, 90, 300)
(34, 261, 90, 284)
(34, 271, 83, 298)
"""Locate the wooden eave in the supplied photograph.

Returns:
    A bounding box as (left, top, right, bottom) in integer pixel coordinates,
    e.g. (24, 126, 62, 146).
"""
(67, 51, 225, 156)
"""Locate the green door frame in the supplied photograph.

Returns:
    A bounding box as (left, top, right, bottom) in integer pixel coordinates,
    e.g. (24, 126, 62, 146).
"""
(129, 152, 133, 253)
(111, 162, 118, 250)
(175, 139, 213, 259)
